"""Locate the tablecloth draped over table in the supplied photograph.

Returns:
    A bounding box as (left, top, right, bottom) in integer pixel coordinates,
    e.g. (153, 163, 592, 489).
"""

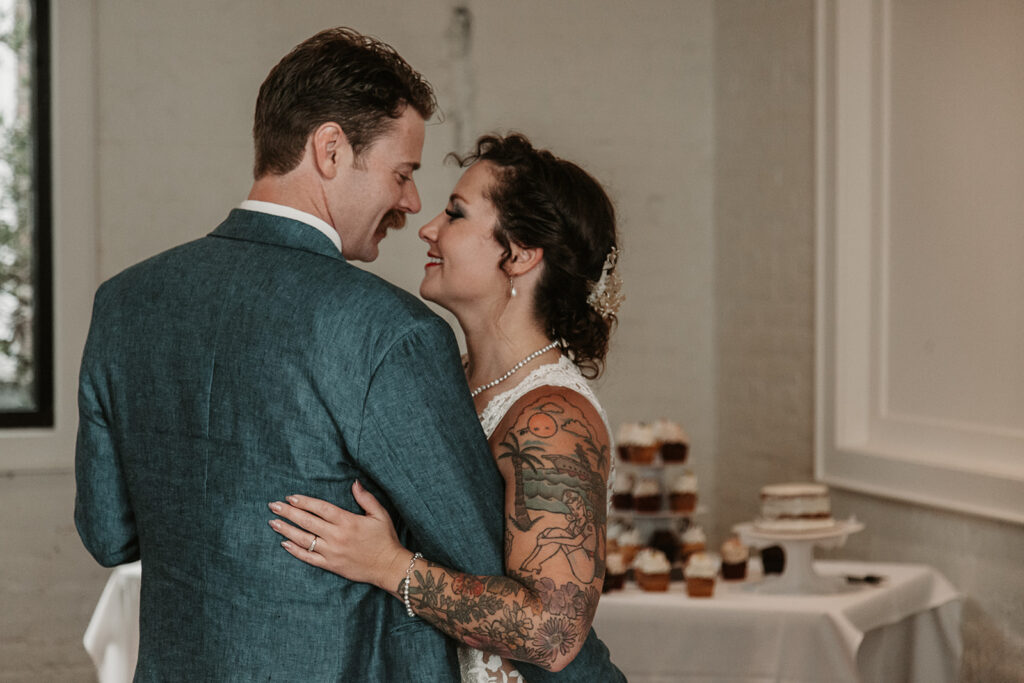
(591, 561, 962, 683)
(84, 561, 141, 683)
(85, 560, 961, 683)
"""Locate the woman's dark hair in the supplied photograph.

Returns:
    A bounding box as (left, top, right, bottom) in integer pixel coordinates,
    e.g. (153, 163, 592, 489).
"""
(452, 134, 619, 379)
(253, 27, 436, 178)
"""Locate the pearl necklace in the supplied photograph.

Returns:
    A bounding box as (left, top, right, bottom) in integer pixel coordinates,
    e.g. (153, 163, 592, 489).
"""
(470, 341, 559, 398)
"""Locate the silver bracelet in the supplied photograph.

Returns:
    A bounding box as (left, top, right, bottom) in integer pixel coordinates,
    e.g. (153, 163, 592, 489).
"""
(403, 552, 423, 618)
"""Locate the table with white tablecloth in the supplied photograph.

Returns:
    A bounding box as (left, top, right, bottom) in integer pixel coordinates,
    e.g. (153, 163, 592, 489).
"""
(592, 560, 962, 683)
(83, 561, 141, 683)
(85, 559, 961, 683)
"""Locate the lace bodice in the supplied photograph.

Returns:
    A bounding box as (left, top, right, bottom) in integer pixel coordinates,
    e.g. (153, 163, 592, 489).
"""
(459, 356, 616, 683)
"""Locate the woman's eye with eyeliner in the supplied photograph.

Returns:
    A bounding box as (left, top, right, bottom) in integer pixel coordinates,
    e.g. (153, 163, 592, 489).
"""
(445, 208, 463, 220)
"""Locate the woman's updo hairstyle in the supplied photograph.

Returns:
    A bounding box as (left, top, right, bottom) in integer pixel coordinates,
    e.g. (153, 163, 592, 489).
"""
(451, 133, 620, 379)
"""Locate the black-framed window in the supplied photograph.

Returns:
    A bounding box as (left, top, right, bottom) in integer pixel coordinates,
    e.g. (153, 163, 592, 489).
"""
(0, 0, 51, 427)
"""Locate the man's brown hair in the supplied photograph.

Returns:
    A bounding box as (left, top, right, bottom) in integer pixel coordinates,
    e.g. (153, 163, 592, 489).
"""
(252, 27, 436, 178)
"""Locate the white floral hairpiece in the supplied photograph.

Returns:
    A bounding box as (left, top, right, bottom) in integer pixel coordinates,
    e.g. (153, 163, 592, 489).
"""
(586, 246, 624, 319)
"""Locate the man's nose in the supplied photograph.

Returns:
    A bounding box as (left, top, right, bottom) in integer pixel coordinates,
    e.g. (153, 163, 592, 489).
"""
(402, 181, 422, 214)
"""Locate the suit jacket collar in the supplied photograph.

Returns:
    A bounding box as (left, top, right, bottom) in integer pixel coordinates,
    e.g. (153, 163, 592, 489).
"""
(210, 209, 346, 263)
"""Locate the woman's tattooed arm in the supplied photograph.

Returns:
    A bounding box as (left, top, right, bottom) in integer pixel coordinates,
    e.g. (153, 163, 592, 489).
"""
(405, 387, 610, 672)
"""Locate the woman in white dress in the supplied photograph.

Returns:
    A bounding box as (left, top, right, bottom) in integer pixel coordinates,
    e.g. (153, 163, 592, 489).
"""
(269, 133, 622, 680)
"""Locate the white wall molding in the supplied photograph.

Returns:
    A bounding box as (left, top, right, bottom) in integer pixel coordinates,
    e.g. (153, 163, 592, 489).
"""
(815, 0, 1024, 524)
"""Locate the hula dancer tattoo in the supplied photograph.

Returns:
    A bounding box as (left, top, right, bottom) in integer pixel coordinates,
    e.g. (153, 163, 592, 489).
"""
(521, 489, 597, 582)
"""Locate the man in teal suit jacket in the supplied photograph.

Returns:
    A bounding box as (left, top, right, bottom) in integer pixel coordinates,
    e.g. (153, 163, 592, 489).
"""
(75, 27, 620, 681)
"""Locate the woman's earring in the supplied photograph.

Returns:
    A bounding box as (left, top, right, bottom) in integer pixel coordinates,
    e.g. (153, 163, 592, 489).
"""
(509, 276, 517, 298)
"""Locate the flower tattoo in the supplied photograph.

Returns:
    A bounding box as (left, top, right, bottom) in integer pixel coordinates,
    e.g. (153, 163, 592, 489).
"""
(533, 617, 578, 658)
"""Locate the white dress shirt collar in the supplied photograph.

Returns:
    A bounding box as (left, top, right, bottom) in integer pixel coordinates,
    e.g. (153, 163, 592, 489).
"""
(238, 199, 342, 254)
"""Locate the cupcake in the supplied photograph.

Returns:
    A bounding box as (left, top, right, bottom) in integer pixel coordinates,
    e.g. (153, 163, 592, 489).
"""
(668, 471, 698, 514)
(649, 529, 680, 564)
(720, 536, 750, 580)
(603, 552, 627, 592)
(617, 422, 658, 464)
(618, 527, 643, 566)
(610, 472, 635, 511)
(761, 545, 785, 575)
(633, 477, 662, 513)
(606, 520, 627, 554)
(684, 552, 721, 598)
(679, 524, 706, 562)
(633, 548, 672, 592)
(654, 419, 689, 462)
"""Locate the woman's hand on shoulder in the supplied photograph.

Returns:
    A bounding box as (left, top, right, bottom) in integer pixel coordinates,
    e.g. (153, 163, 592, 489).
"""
(268, 480, 409, 592)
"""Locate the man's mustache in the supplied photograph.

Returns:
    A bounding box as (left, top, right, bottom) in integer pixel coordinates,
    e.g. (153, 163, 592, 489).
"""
(380, 210, 406, 231)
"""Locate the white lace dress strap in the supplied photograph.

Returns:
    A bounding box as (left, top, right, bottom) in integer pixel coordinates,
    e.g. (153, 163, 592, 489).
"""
(478, 356, 610, 439)
(478, 354, 616, 513)
(459, 355, 617, 683)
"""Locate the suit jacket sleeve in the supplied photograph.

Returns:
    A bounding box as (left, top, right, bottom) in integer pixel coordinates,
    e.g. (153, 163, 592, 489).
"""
(354, 316, 506, 577)
(74, 286, 139, 567)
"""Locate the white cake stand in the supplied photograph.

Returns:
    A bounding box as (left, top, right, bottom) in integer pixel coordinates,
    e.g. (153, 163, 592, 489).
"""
(733, 519, 864, 594)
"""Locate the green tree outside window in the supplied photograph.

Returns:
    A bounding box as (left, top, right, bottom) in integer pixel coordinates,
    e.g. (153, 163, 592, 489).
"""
(0, 0, 51, 425)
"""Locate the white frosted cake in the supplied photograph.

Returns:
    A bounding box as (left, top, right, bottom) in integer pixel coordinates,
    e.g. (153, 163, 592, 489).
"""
(754, 482, 835, 532)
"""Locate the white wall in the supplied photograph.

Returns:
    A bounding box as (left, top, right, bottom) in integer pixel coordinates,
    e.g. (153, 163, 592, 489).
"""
(712, 1, 1024, 680)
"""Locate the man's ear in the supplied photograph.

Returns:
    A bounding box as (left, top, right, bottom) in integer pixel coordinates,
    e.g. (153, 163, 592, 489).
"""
(311, 122, 352, 179)
(507, 243, 544, 277)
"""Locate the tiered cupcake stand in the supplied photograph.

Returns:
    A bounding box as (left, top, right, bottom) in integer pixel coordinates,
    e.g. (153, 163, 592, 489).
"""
(611, 456, 701, 565)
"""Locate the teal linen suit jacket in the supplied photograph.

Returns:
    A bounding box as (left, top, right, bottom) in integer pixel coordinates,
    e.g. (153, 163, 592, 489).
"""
(75, 209, 622, 682)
